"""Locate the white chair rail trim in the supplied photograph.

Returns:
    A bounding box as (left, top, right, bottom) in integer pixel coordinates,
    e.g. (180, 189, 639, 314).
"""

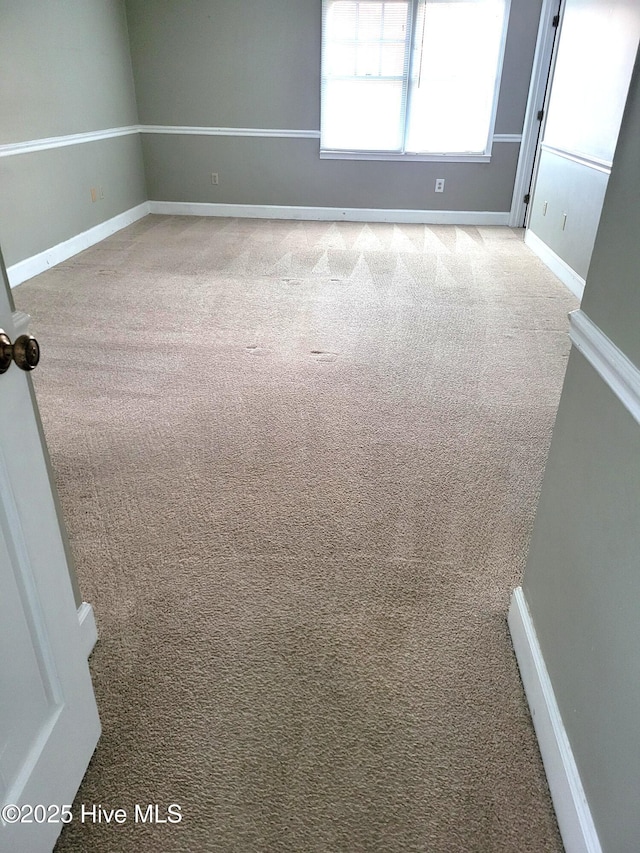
(569, 309, 640, 426)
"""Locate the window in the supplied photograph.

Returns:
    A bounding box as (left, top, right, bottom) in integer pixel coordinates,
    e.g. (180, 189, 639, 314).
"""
(321, 0, 510, 159)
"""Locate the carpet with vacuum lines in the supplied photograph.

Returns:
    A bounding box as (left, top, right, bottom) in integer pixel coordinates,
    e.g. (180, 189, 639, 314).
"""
(15, 216, 577, 852)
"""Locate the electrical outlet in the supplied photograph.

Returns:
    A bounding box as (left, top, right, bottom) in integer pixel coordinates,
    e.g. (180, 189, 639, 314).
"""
(90, 187, 98, 203)
(435, 178, 445, 193)
(211, 172, 219, 185)
(100, 186, 105, 200)
(543, 201, 548, 216)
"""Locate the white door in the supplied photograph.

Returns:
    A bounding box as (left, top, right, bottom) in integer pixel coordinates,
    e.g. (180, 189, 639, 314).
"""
(0, 248, 100, 853)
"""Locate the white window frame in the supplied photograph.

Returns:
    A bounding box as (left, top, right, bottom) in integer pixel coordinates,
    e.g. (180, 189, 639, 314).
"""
(320, 0, 511, 163)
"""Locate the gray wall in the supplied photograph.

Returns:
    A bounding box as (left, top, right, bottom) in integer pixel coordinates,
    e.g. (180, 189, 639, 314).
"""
(528, 0, 640, 280)
(127, 0, 542, 212)
(521, 49, 640, 851)
(140, 134, 520, 211)
(0, 0, 146, 267)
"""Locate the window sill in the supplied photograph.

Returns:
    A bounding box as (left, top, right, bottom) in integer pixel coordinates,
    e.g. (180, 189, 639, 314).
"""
(320, 150, 492, 163)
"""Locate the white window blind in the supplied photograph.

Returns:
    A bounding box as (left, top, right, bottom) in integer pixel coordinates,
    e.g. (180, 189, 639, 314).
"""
(321, 0, 510, 156)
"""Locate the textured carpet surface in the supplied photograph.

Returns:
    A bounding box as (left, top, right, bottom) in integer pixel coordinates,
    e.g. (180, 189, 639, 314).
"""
(15, 216, 577, 852)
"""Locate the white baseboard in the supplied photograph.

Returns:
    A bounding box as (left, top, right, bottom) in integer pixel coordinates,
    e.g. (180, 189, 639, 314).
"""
(508, 588, 602, 853)
(7, 202, 150, 288)
(524, 229, 586, 300)
(148, 201, 510, 226)
(4, 199, 510, 289)
(77, 601, 98, 659)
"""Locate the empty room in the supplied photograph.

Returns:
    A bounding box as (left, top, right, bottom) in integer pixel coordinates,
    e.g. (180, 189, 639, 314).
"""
(1, 1, 639, 852)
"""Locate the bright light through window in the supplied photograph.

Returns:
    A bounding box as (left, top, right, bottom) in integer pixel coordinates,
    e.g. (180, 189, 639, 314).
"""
(321, 0, 509, 156)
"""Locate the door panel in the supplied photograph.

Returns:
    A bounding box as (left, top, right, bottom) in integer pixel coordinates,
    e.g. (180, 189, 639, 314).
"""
(0, 250, 100, 853)
(0, 523, 56, 801)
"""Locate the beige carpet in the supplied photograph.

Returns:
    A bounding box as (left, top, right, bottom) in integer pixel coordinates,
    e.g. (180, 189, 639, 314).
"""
(16, 216, 577, 852)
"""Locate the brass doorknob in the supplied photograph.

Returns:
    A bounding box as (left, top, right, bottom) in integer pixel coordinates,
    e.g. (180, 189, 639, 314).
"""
(0, 329, 41, 374)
